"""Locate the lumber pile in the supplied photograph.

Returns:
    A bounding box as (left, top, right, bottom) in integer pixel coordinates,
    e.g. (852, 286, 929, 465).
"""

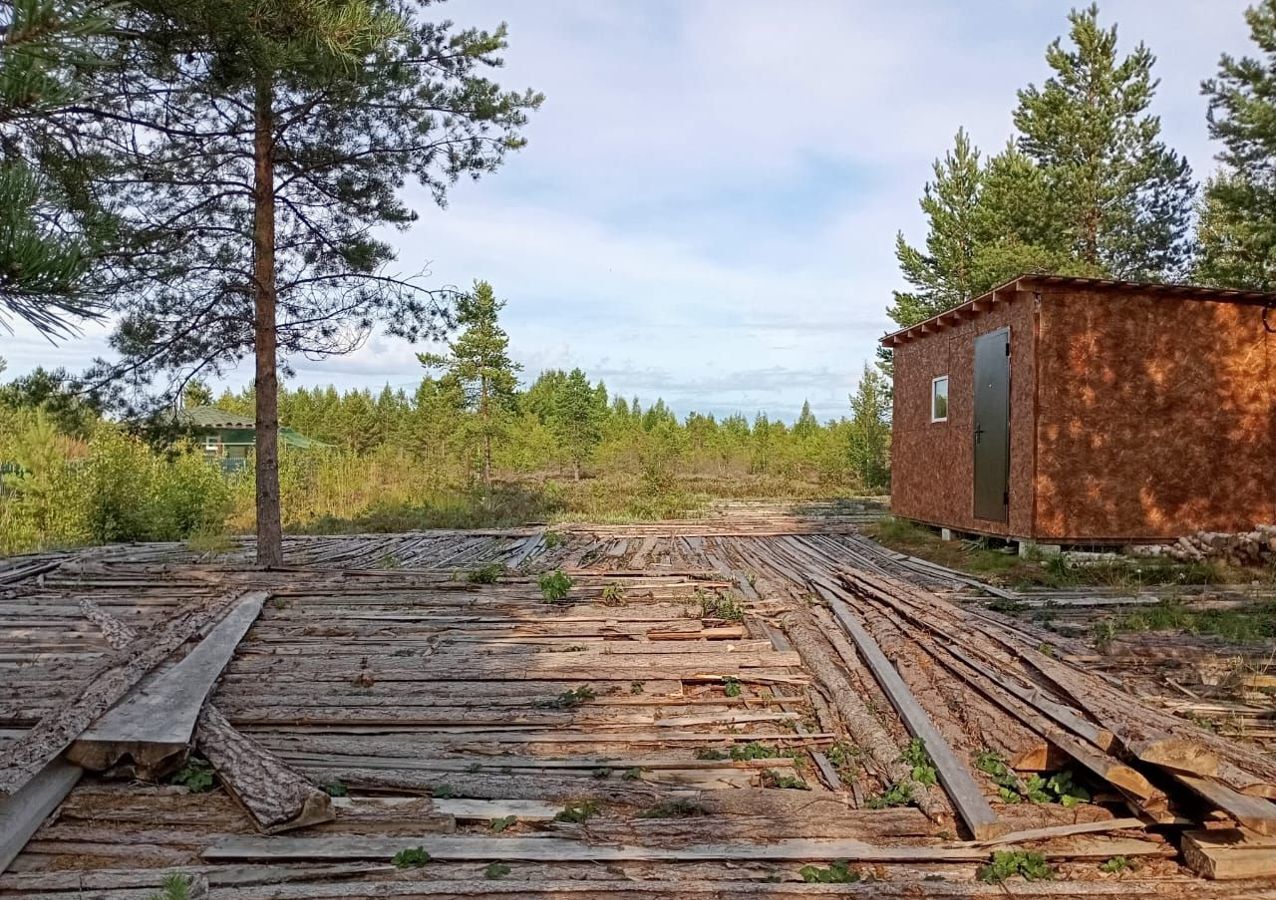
(1143, 523, 1276, 564)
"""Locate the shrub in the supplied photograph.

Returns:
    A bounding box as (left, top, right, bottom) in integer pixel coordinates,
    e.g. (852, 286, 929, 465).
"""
(538, 570, 573, 602)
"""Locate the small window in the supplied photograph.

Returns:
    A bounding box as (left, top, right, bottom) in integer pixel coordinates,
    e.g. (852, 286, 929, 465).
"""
(931, 376, 949, 422)
(204, 435, 220, 453)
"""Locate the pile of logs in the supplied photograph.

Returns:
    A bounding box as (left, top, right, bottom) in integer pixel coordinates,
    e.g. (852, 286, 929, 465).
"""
(1144, 524, 1276, 565)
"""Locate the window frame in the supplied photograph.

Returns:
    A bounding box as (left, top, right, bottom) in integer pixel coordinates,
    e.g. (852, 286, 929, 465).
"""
(930, 375, 950, 423)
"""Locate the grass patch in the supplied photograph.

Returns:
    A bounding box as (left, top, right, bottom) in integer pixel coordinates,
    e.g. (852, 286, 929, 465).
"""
(639, 798, 707, 818)
(489, 815, 517, 832)
(147, 873, 194, 900)
(484, 861, 512, 879)
(696, 588, 745, 622)
(722, 676, 742, 697)
(1105, 598, 1276, 645)
(600, 582, 625, 605)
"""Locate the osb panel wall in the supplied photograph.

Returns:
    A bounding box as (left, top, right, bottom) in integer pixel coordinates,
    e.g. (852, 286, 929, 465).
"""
(890, 295, 1035, 538)
(1034, 289, 1276, 541)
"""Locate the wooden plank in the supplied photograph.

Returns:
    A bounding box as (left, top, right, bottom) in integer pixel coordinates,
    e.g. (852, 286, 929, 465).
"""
(1176, 773, 1276, 836)
(67, 591, 267, 775)
(826, 595, 1003, 840)
(1182, 828, 1276, 880)
(0, 590, 260, 796)
(0, 758, 81, 874)
(970, 817, 1145, 848)
(204, 833, 1168, 863)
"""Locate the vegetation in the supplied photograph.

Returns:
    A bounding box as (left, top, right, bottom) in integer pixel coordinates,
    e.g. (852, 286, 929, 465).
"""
(900, 738, 937, 786)
(169, 758, 216, 793)
(975, 750, 1090, 807)
(489, 815, 517, 833)
(696, 589, 746, 622)
(467, 563, 506, 585)
(639, 798, 707, 818)
(484, 861, 512, 879)
(799, 860, 862, 884)
(1105, 598, 1276, 645)
(553, 799, 600, 823)
(978, 850, 1053, 884)
(536, 685, 595, 709)
(392, 846, 431, 868)
(865, 780, 914, 809)
(538, 570, 573, 602)
(890, 4, 1194, 333)
(146, 873, 195, 900)
(762, 769, 809, 790)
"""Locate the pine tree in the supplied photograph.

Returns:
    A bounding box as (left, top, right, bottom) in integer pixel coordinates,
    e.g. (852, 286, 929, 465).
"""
(79, 2, 540, 564)
(793, 400, 818, 439)
(889, 129, 984, 327)
(1013, 3, 1194, 279)
(550, 368, 605, 480)
(0, 0, 115, 335)
(418, 281, 521, 486)
(848, 364, 890, 491)
(1197, 0, 1276, 289)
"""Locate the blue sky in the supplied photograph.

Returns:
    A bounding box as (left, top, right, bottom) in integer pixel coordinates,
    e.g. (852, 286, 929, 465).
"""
(1, 0, 1257, 421)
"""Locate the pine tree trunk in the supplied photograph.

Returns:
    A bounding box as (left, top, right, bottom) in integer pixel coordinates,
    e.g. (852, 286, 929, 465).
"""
(252, 75, 283, 568)
(480, 373, 492, 486)
(573, 458, 580, 481)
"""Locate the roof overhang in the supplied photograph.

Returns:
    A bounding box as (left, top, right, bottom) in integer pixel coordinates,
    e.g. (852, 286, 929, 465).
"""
(879, 274, 1276, 347)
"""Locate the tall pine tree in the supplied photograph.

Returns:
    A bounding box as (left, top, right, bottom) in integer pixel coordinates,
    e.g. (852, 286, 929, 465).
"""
(1197, 0, 1276, 289)
(1013, 3, 1194, 279)
(888, 129, 984, 327)
(549, 368, 606, 481)
(418, 281, 520, 486)
(81, 1, 540, 564)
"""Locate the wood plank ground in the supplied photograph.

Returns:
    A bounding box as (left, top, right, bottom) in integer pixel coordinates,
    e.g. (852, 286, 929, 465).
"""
(1, 513, 1274, 896)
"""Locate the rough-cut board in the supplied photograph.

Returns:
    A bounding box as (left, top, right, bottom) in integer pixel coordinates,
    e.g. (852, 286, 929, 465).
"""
(1176, 773, 1276, 836)
(204, 833, 1168, 863)
(825, 595, 1003, 840)
(0, 590, 260, 796)
(196, 705, 333, 834)
(1182, 828, 1276, 880)
(0, 758, 81, 874)
(67, 591, 267, 775)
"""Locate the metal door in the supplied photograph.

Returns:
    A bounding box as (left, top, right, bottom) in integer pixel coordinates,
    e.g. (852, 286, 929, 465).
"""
(973, 327, 1010, 522)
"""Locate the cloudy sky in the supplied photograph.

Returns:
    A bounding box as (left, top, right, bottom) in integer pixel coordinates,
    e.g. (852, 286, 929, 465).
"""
(1, 0, 1257, 420)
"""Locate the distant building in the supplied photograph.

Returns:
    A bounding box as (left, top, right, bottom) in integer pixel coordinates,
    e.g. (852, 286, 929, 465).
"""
(176, 405, 330, 470)
(881, 275, 1276, 545)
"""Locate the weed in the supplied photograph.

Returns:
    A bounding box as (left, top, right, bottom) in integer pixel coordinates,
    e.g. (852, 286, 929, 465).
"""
(746, 572, 758, 588)
(762, 769, 809, 790)
(489, 815, 517, 832)
(186, 530, 234, 557)
(467, 563, 505, 584)
(639, 798, 707, 818)
(536, 685, 595, 709)
(1113, 598, 1276, 645)
(826, 741, 863, 777)
(866, 781, 914, 809)
(592, 767, 612, 779)
(974, 750, 1088, 807)
(728, 741, 785, 762)
(538, 570, 573, 602)
(543, 530, 564, 549)
(695, 747, 729, 761)
(600, 582, 625, 605)
(978, 850, 1052, 884)
(622, 767, 644, 781)
(900, 738, 937, 786)
(546, 644, 586, 653)
(393, 846, 430, 868)
(1037, 642, 1056, 657)
(696, 588, 745, 621)
(722, 676, 742, 697)
(986, 596, 1026, 614)
(147, 873, 193, 900)
(431, 783, 455, 799)
(378, 552, 402, 569)
(799, 860, 861, 883)
(484, 861, 511, 879)
(630, 681, 644, 694)
(554, 799, 600, 823)
(1100, 855, 1133, 874)
(321, 780, 348, 797)
(170, 758, 215, 793)
(271, 595, 290, 610)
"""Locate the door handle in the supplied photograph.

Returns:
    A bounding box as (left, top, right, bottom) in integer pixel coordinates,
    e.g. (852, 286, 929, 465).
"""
(973, 424, 983, 444)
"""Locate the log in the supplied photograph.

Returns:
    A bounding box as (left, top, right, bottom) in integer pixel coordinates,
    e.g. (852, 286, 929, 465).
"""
(195, 706, 333, 834)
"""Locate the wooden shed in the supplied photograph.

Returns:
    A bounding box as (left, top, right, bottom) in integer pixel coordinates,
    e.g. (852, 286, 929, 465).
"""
(881, 275, 1276, 545)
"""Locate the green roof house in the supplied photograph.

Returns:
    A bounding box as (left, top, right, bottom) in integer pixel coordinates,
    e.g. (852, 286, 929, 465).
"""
(176, 405, 330, 470)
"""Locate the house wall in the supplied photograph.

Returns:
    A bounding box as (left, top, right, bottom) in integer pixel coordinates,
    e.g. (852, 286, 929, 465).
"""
(889, 294, 1036, 538)
(1034, 288, 1276, 541)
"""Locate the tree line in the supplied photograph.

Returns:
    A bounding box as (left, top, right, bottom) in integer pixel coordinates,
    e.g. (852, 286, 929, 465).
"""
(889, 2, 1276, 334)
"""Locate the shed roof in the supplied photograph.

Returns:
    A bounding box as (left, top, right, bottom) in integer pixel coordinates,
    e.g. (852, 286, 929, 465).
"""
(879, 274, 1276, 348)
(176, 405, 255, 428)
